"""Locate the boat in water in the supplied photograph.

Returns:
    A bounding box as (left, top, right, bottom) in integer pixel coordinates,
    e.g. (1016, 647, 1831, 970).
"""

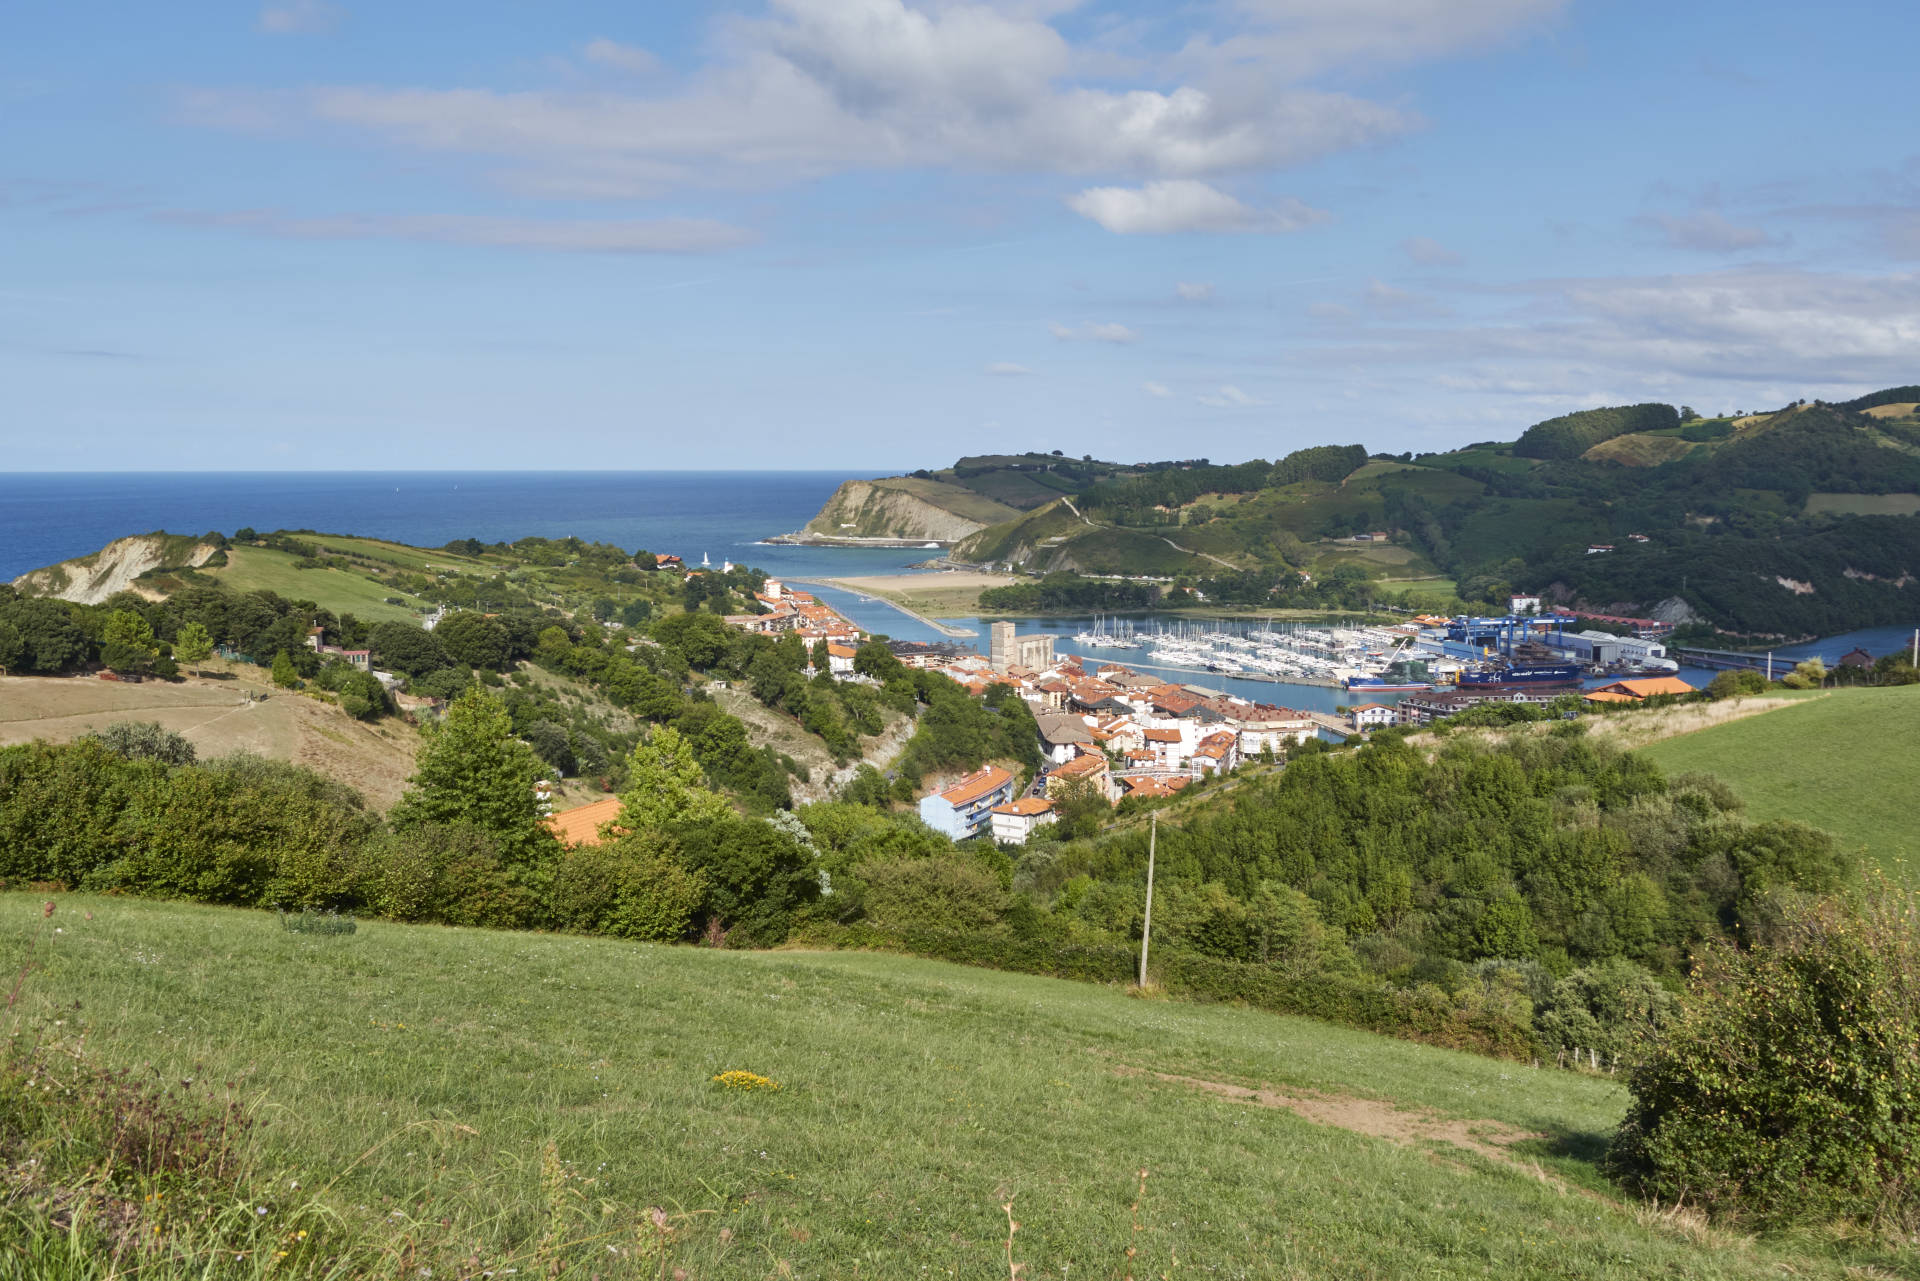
(1457, 661, 1583, 689)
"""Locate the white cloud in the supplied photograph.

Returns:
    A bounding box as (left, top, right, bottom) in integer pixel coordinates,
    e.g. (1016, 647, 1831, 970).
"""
(1067, 180, 1329, 235)
(1050, 321, 1138, 342)
(1198, 384, 1268, 407)
(191, 0, 1421, 203)
(583, 39, 662, 75)
(1401, 235, 1462, 265)
(154, 209, 755, 253)
(257, 0, 341, 35)
(1639, 210, 1781, 252)
(1142, 380, 1172, 397)
(985, 361, 1034, 375)
(1175, 281, 1215, 301)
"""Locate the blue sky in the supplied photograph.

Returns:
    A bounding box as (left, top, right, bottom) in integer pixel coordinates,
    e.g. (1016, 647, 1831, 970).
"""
(5, 0, 1918, 470)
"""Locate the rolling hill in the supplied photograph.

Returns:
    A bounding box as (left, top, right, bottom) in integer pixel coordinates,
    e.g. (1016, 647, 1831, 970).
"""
(892, 392, 1920, 635)
(6, 892, 1895, 1279)
(1636, 685, 1920, 886)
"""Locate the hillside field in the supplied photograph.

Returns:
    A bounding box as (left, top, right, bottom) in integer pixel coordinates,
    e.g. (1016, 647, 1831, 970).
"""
(1637, 685, 1920, 886)
(4, 894, 1900, 1279)
(0, 670, 420, 809)
(196, 546, 435, 625)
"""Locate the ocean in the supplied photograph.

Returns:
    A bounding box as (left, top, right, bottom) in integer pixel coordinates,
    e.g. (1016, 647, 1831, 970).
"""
(4, 471, 1913, 716)
(0, 471, 923, 583)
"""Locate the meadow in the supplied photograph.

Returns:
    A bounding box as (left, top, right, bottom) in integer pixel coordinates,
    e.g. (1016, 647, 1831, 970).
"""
(4, 894, 1904, 1279)
(201, 546, 432, 625)
(1638, 685, 1920, 886)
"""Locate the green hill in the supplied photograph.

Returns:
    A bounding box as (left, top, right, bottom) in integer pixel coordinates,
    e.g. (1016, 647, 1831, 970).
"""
(935, 391, 1920, 634)
(4, 892, 1889, 1279)
(1637, 685, 1920, 886)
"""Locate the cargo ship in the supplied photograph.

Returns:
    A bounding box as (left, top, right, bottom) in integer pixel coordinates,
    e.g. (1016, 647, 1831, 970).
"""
(1456, 660, 1583, 689)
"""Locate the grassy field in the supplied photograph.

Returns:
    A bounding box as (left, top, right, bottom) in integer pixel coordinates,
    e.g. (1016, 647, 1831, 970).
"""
(0, 670, 420, 808)
(1802, 492, 1920, 516)
(201, 546, 432, 624)
(6, 894, 1899, 1280)
(1582, 434, 1700, 467)
(1638, 686, 1920, 886)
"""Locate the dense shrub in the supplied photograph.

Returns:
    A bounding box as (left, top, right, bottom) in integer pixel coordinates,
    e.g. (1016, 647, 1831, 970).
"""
(85, 720, 197, 766)
(858, 857, 1010, 935)
(357, 822, 542, 928)
(1609, 883, 1919, 1229)
(549, 833, 707, 941)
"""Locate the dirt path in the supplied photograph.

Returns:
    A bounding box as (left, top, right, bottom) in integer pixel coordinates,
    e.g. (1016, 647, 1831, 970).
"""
(1119, 1065, 1597, 1198)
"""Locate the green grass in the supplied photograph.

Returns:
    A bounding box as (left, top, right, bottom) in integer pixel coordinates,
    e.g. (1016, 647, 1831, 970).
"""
(1802, 492, 1920, 516)
(1638, 686, 1920, 886)
(201, 547, 432, 625)
(5, 895, 1901, 1279)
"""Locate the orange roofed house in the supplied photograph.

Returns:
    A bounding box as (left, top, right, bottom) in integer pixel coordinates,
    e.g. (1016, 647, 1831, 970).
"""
(989, 796, 1056, 846)
(1582, 676, 1695, 705)
(545, 796, 624, 847)
(918, 765, 1016, 840)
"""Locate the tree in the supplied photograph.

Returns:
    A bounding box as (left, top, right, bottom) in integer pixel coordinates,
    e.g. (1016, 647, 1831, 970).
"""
(533, 625, 575, 669)
(1705, 669, 1766, 699)
(369, 621, 450, 678)
(615, 725, 732, 832)
(390, 686, 555, 866)
(0, 621, 24, 674)
(100, 609, 159, 674)
(173, 620, 214, 668)
(270, 648, 302, 689)
(433, 611, 511, 671)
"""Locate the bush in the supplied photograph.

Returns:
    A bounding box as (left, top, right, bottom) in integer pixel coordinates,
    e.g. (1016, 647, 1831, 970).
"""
(357, 821, 541, 928)
(85, 720, 197, 767)
(548, 833, 707, 941)
(858, 857, 1010, 935)
(1608, 882, 1920, 1229)
(279, 907, 357, 935)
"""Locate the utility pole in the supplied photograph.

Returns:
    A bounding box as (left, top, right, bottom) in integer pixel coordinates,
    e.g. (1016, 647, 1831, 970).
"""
(1138, 812, 1158, 989)
(1911, 629, 1917, 669)
(1766, 651, 1773, 682)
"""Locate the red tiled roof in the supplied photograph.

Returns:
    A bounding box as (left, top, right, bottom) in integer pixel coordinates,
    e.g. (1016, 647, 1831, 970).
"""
(1051, 753, 1108, 779)
(1142, 727, 1182, 743)
(938, 766, 1013, 806)
(992, 797, 1055, 816)
(545, 796, 623, 848)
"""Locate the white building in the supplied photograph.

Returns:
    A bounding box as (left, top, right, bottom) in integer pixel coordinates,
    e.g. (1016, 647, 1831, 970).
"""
(989, 797, 1056, 845)
(1349, 702, 1398, 730)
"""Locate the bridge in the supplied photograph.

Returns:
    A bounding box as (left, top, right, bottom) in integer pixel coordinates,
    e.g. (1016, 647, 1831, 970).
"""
(1671, 646, 1788, 674)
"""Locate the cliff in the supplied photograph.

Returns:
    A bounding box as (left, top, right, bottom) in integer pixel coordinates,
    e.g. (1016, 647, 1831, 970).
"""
(12, 534, 224, 605)
(800, 478, 1019, 544)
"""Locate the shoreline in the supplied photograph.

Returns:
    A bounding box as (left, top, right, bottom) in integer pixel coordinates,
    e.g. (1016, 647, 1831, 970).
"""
(761, 532, 955, 550)
(789, 578, 979, 639)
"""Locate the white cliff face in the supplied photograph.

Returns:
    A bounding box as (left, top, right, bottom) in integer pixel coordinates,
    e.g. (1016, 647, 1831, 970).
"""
(11, 535, 222, 605)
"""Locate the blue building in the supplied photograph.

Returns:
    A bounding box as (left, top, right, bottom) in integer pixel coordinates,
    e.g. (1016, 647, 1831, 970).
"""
(918, 766, 1016, 840)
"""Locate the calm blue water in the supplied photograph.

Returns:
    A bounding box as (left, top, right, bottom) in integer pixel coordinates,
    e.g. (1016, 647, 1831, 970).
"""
(0, 471, 924, 582)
